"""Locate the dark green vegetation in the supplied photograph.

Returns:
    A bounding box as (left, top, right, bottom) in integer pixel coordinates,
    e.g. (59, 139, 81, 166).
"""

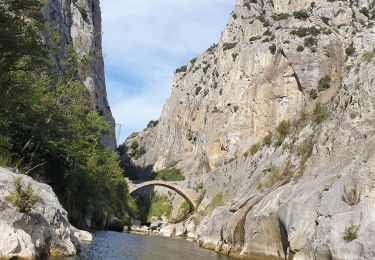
(318, 75, 332, 92)
(5, 177, 40, 214)
(343, 224, 360, 242)
(154, 166, 185, 181)
(0, 0, 136, 228)
(134, 195, 172, 225)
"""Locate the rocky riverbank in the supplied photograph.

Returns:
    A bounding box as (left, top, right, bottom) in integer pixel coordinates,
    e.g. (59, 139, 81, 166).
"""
(0, 167, 92, 259)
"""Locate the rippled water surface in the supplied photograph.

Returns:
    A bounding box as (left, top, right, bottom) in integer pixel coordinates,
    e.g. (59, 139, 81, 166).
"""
(67, 231, 231, 260)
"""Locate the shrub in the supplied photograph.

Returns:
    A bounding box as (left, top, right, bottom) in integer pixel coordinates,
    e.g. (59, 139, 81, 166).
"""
(274, 13, 290, 21)
(210, 192, 224, 209)
(362, 49, 375, 62)
(293, 10, 309, 20)
(304, 36, 317, 48)
(262, 133, 272, 146)
(223, 42, 238, 51)
(343, 224, 360, 242)
(342, 185, 361, 206)
(290, 27, 320, 37)
(147, 120, 159, 128)
(269, 44, 277, 54)
(310, 89, 318, 99)
(175, 65, 187, 74)
(130, 140, 139, 150)
(297, 45, 304, 52)
(297, 137, 314, 160)
(360, 7, 369, 17)
(312, 102, 327, 123)
(345, 43, 355, 56)
(193, 182, 204, 191)
(134, 146, 146, 159)
(263, 166, 281, 189)
(276, 120, 291, 137)
(147, 195, 173, 223)
(5, 177, 40, 214)
(155, 167, 185, 181)
(250, 143, 260, 155)
(228, 155, 238, 163)
(318, 75, 331, 92)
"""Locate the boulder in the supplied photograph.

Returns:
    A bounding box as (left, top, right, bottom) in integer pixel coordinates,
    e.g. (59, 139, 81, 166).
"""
(0, 167, 90, 259)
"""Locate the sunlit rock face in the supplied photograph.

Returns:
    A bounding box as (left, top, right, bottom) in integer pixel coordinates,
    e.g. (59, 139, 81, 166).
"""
(123, 0, 350, 176)
(43, 0, 116, 149)
(122, 0, 375, 259)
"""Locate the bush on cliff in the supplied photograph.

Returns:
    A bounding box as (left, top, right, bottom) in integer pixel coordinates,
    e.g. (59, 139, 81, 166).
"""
(0, 0, 135, 228)
(5, 177, 40, 214)
(154, 166, 185, 181)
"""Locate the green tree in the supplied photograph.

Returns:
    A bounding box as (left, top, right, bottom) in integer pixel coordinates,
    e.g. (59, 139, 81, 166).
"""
(0, 0, 136, 228)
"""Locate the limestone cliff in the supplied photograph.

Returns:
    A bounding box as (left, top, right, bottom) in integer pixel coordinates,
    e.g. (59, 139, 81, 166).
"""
(125, 0, 375, 259)
(43, 0, 116, 149)
(0, 168, 92, 258)
(124, 0, 351, 176)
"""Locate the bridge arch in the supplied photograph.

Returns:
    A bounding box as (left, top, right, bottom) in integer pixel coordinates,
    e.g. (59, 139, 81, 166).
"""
(128, 180, 199, 211)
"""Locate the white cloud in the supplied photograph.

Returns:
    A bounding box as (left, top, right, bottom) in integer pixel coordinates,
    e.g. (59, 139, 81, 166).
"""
(101, 0, 234, 143)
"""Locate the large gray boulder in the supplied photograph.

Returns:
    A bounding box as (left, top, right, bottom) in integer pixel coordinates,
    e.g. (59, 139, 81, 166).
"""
(0, 167, 92, 259)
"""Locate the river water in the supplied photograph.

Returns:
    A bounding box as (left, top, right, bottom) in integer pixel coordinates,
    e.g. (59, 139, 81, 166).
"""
(66, 231, 231, 260)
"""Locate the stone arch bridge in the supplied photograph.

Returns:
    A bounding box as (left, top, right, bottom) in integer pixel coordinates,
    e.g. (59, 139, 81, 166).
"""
(127, 179, 200, 211)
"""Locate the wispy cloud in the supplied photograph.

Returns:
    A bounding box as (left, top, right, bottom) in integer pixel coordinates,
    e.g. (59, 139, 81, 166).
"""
(101, 0, 234, 143)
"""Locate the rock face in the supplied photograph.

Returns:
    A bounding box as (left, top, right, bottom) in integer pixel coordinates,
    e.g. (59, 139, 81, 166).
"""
(0, 167, 91, 259)
(43, 0, 116, 150)
(124, 0, 375, 259)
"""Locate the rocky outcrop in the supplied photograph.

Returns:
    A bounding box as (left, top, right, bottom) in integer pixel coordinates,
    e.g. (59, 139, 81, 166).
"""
(123, 0, 375, 259)
(0, 167, 92, 259)
(43, 0, 116, 149)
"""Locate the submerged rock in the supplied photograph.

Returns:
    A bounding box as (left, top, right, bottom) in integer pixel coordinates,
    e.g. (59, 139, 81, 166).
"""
(0, 167, 90, 259)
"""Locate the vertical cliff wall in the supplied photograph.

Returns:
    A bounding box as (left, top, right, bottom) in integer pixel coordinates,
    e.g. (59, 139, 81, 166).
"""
(123, 0, 351, 176)
(43, 0, 116, 149)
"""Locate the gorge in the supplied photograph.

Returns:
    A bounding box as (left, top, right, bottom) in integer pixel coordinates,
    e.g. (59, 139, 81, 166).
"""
(1, 0, 375, 259)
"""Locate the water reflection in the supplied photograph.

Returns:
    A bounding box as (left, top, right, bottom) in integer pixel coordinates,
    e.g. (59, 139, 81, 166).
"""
(66, 231, 231, 260)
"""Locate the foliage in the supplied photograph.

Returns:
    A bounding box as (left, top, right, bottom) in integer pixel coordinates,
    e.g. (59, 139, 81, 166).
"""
(276, 120, 291, 137)
(5, 177, 40, 214)
(310, 89, 318, 99)
(274, 13, 290, 21)
(130, 140, 139, 150)
(304, 36, 317, 48)
(290, 27, 320, 37)
(155, 167, 185, 181)
(134, 195, 172, 225)
(297, 45, 305, 52)
(293, 10, 309, 20)
(318, 75, 332, 92)
(263, 133, 273, 146)
(345, 43, 356, 56)
(0, 0, 134, 228)
(343, 224, 360, 242)
(228, 155, 238, 163)
(362, 49, 375, 62)
(250, 143, 260, 155)
(223, 42, 238, 51)
(342, 185, 361, 206)
(147, 120, 159, 128)
(269, 43, 277, 54)
(175, 65, 187, 74)
(312, 102, 328, 124)
(193, 182, 204, 191)
(210, 192, 224, 209)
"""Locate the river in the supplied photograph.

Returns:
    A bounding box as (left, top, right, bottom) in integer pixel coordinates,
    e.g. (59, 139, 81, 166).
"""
(63, 230, 231, 260)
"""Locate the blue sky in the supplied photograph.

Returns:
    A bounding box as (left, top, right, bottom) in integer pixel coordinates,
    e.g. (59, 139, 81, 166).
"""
(101, 1, 235, 144)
